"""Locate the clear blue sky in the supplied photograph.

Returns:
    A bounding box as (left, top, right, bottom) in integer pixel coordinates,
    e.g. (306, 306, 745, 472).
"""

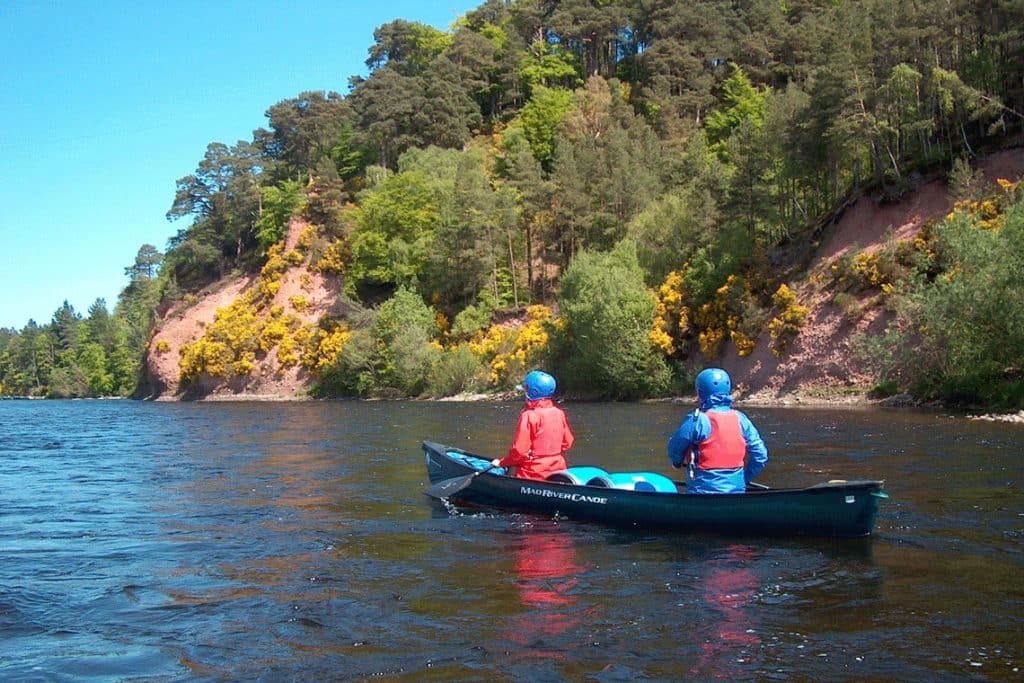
(0, 0, 479, 329)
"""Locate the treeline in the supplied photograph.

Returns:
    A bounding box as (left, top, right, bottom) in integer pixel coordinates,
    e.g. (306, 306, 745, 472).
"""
(0, 246, 161, 397)
(2, 0, 1023, 405)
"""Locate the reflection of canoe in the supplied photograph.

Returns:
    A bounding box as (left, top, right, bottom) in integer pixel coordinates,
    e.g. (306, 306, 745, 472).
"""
(422, 441, 888, 538)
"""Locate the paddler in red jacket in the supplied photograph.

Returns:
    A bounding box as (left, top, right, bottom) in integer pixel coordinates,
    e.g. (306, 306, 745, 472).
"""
(491, 370, 575, 480)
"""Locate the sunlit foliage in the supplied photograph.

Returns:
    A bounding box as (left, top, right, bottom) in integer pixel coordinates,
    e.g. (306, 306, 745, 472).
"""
(768, 284, 810, 357)
(10, 0, 1024, 406)
(553, 240, 671, 398)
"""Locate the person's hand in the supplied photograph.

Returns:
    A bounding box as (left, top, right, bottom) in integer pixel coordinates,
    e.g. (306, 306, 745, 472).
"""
(490, 459, 501, 468)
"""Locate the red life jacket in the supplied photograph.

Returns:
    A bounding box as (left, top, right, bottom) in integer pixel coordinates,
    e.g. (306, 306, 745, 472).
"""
(697, 410, 746, 470)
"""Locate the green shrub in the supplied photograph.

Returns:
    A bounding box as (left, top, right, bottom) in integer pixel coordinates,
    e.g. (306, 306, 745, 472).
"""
(552, 240, 671, 398)
(349, 286, 441, 397)
(424, 345, 488, 397)
(886, 193, 1024, 407)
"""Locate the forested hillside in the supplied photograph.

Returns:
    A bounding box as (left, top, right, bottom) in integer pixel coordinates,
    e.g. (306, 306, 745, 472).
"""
(2, 0, 1023, 407)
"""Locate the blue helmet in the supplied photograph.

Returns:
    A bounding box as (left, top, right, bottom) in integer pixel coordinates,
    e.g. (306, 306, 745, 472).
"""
(695, 368, 731, 404)
(521, 370, 556, 400)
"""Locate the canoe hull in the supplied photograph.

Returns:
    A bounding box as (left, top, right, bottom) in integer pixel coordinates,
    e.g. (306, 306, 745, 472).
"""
(423, 441, 885, 538)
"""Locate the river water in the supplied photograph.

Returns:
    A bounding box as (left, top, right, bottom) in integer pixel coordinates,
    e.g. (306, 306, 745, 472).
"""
(0, 399, 1021, 681)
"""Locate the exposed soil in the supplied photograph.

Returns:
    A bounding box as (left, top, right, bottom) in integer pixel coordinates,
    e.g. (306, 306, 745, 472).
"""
(144, 220, 342, 400)
(728, 148, 1024, 406)
(144, 149, 1024, 404)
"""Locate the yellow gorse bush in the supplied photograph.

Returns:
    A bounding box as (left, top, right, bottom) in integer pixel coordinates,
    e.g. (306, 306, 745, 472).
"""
(729, 321, 756, 357)
(467, 305, 554, 385)
(179, 293, 263, 381)
(649, 326, 674, 355)
(651, 270, 760, 359)
(650, 270, 689, 356)
(314, 239, 346, 275)
(698, 326, 726, 357)
(694, 274, 752, 357)
(277, 326, 310, 368)
(467, 324, 511, 358)
(851, 253, 887, 287)
(179, 339, 234, 380)
(946, 178, 1022, 230)
(297, 225, 317, 252)
(259, 309, 301, 354)
(768, 283, 810, 357)
(261, 244, 288, 279)
(302, 324, 352, 373)
(178, 228, 354, 385)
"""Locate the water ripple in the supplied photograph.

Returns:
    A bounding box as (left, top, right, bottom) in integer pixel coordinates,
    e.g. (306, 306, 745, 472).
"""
(1, 401, 1022, 681)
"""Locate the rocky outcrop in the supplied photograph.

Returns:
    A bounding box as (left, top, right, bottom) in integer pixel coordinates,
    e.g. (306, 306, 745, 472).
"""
(724, 148, 1024, 401)
(143, 219, 342, 400)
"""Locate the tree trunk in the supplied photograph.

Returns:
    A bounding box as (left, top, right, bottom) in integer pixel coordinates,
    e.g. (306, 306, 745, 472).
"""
(526, 219, 534, 294)
(507, 229, 519, 308)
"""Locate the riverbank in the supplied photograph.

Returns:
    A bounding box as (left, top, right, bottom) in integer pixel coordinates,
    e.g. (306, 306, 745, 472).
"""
(142, 379, 1024, 423)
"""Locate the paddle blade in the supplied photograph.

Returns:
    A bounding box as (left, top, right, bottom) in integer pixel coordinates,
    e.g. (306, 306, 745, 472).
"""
(424, 464, 496, 499)
(424, 475, 474, 499)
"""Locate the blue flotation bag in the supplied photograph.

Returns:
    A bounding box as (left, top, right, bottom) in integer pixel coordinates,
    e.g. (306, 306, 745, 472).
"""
(446, 450, 507, 476)
(586, 472, 678, 493)
(546, 466, 610, 485)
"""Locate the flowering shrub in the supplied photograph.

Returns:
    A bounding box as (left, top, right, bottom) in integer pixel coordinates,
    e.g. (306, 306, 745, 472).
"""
(768, 283, 809, 357)
(730, 322, 756, 357)
(650, 270, 689, 356)
(257, 244, 289, 301)
(259, 310, 300, 354)
(313, 239, 347, 275)
(277, 326, 309, 368)
(946, 178, 1022, 231)
(284, 249, 304, 266)
(302, 323, 352, 374)
(468, 305, 554, 385)
(179, 293, 263, 380)
(693, 275, 757, 357)
(297, 225, 317, 253)
(180, 339, 234, 380)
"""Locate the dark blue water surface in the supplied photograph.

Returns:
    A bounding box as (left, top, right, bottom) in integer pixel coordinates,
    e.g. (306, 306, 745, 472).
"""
(0, 400, 1021, 681)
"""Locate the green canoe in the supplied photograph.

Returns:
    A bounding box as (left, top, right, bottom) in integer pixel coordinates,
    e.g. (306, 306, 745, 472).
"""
(423, 441, 887, 538)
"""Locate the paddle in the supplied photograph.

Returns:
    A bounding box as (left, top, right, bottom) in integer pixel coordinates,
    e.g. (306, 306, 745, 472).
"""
(424, 463, 498, 499)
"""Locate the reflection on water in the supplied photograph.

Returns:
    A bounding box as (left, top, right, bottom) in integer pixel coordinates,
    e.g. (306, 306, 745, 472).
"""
(0, 400, 1021, 681)
(691, 544, 761, 678)
(506, 521, 588, 661)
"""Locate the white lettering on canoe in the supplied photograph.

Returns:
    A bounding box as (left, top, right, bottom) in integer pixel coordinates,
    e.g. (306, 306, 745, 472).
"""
(520, 485, 608, 505)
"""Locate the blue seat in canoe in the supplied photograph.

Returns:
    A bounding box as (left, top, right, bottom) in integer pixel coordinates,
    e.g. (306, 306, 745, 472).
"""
(546, 466, 610, 485)
(586, 471, 678, 493)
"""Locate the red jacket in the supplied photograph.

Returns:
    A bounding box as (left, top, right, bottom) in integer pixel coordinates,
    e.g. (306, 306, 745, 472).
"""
(499, 398, 575, 480)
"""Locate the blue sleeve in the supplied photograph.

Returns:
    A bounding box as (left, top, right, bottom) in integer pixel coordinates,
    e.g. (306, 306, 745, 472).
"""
(667, 411, 708, 467)
(737, 411, 768, 482)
